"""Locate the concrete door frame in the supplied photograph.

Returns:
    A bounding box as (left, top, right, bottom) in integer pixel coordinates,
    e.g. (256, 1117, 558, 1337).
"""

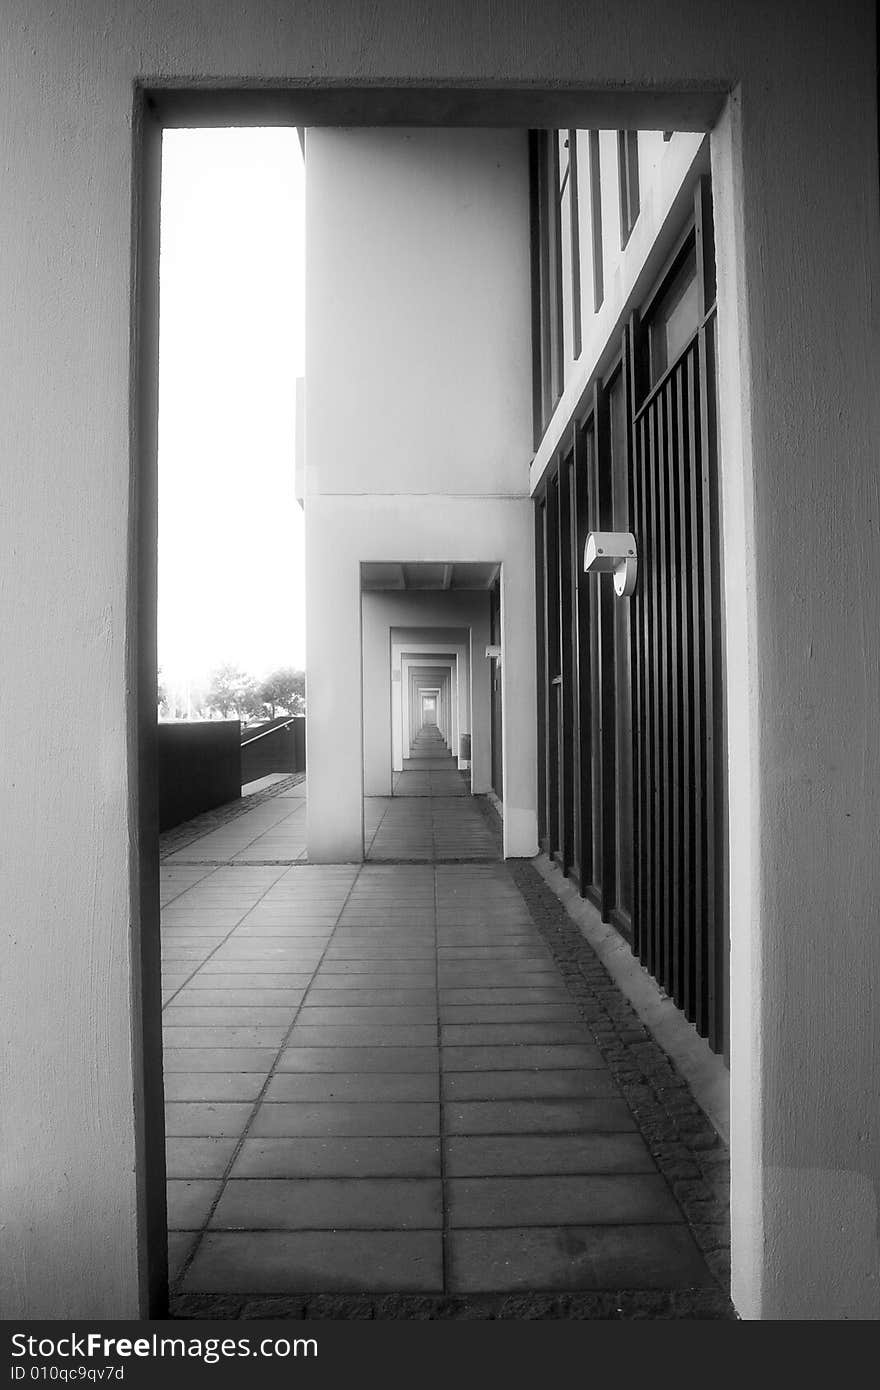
(392, 634, 474, 777)
(117, 24, 880, 1317)
(135, 90, 746, 1316)
(133, 85, 745, 1324)
(364, 605, 480, 796)
(402, 658, 456, 757)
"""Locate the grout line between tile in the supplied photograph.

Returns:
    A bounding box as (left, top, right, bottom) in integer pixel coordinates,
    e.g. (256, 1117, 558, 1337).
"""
(161, 866, 291, 1009)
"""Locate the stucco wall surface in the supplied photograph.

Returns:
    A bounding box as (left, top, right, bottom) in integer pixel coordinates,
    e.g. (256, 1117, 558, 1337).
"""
(306, 127, 532, 497)
(0, 0, 877, 1322)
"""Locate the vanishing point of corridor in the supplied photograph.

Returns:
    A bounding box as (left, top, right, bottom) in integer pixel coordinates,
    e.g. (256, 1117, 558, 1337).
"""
(160, 727, 732, 1318)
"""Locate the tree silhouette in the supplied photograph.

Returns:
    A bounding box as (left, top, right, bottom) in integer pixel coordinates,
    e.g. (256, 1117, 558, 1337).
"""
(205, 664, 260, 719)
(258, 667, 306, 719)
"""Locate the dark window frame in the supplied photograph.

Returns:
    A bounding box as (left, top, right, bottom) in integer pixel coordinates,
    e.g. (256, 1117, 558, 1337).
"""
(617, 129, 641, 247)
(588, 130, 604, 311)
(566, 131, 582, 358)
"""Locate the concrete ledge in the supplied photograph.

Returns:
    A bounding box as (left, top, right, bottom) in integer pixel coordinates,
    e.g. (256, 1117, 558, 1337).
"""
(533, 854, 729, 1144)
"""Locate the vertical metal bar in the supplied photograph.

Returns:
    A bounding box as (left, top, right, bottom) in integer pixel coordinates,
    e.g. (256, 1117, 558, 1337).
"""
(548, 135, 564, 409)
(626, 313, 648, 961)
(655, 386, 672, 997)
(636, 410, 653, 969)
(685, 346, 706, 1035)
(696, 175, 724, 1050)
(698, 315, 723, 1051)
(546, 472, 561, 858)
(587, 412, 603, 900)
(558, 451, 575, 874)
(646, 398, 662, 980)
(665, 372, 684, 1009)
(574, 419, 595, 892)
(594, 378, 616, 922)
(534, 497, 547, 847)
(676, 361, 696, 1023)
(567, 449, 582, 883)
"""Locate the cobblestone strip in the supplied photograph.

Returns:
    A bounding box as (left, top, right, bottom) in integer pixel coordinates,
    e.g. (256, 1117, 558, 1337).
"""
(506, 857, 733, 1306)
(158, 773, 305, 861)
(171, 1288, 735, 1320)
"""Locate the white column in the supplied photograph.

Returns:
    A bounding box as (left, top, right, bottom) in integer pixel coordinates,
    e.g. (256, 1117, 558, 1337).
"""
(499, 545, 539, 857)
(469, 605, 492, 794)
(305, 501, 364, 861)
(457, 645, 470, 768)
(361, 593, 393, 796)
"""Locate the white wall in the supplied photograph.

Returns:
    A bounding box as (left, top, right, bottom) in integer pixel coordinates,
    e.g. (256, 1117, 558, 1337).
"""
(305, 128, 533, 499)
(0, 0, 877, 1323)
(305, 126, 535, 864)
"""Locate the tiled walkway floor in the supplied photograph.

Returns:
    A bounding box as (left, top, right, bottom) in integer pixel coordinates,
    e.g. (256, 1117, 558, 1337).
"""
(163, 781, 308, 866)
(162, 739, 726, 1310)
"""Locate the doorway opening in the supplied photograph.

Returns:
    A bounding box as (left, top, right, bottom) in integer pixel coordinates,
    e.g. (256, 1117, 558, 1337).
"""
(155, 126, 308, 1294)
(360, 563, 500, 860)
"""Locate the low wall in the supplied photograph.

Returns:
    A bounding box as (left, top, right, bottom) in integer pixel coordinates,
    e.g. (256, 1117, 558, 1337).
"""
(241, 715, 306, 783)
(158, 720, 242, 831)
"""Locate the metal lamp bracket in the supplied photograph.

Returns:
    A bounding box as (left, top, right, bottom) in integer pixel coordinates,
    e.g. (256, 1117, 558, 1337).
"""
(584, 531, 638, 598)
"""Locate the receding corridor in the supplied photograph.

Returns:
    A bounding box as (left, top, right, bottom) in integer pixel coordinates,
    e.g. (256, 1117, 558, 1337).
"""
(159, 745, 732, 1317)
(365, 724, 496, 861)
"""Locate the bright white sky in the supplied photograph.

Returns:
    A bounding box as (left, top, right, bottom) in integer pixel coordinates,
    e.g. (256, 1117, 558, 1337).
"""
(158, 128, 305, 696)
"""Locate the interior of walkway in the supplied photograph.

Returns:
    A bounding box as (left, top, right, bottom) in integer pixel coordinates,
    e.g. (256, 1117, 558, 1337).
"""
(366, 724, 495, 861)
(160, 728, 731, 1315)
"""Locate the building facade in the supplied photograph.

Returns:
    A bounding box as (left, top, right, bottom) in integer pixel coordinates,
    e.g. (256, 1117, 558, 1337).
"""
(529, 130, 728, 1057)
(302, 124, 728, 1052)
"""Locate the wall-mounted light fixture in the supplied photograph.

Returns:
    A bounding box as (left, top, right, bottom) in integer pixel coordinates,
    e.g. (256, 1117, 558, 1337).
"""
(584, 531, 638, 597)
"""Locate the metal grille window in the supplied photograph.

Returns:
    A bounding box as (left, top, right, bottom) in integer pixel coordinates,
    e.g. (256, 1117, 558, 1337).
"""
(558, 130, 582, 361)
(529, 130, 564, 440)
(647, 243, 700, 384)
(529, 128, 586, 441)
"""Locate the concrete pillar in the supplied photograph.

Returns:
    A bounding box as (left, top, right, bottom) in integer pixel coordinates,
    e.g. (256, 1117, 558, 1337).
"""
(392, 662, 403, 770)
(305, 501, 364, 860)
(469, 605, 492, 795)
(499, 549, 539, 857)
(362, 594, 393, 796)
(457, 642, 471, 769)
